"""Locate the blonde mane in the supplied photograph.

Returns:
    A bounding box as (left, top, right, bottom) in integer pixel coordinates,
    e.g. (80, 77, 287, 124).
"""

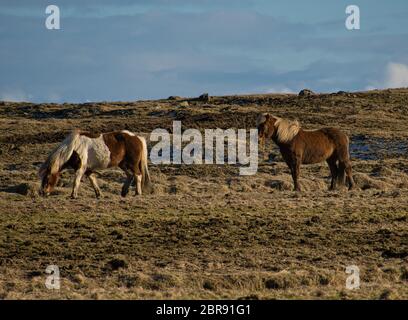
(274, 117, 300, 143)
(257, 113, 301, 143)
(39, 130, 82, 178)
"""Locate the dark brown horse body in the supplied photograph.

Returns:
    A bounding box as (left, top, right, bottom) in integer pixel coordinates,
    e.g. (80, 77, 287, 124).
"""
(257, 113, 355, 191)
(39, 130, 151, 198)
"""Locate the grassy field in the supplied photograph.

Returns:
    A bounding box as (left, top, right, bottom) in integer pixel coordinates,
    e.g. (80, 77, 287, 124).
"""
(0, 89, 407, 299)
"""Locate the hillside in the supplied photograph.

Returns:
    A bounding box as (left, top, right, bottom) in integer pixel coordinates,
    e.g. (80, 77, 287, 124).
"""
(0, 89, 407, 299)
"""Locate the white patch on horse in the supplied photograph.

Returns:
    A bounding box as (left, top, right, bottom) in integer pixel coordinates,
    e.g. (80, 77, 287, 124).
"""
(122, 130, 135, 136)
(81, 135, 111, 170)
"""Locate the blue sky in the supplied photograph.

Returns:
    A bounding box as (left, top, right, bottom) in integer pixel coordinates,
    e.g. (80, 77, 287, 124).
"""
(0, 0, 407, 102)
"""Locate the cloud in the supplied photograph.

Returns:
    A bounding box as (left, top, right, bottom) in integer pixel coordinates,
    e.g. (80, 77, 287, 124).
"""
(0, 10, 317, 102)
(364, 85, 377, 91)
(384, 62, 408, 88)
(0, 2, 407, 101)
(366, 62, 408, 90)
(265, 86, 295, 94)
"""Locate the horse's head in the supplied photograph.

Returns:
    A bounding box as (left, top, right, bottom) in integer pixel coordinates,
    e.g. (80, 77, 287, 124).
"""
(39, 165, 59, 196)
(256, 113, 277, 146)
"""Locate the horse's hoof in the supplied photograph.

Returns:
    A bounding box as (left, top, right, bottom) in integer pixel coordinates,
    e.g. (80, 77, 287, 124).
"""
(71, 194, 77, 199)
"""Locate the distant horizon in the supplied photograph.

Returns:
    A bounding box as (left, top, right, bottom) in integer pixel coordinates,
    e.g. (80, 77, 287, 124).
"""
(1, 0, 407, 103)
(2, 87, 407, 104)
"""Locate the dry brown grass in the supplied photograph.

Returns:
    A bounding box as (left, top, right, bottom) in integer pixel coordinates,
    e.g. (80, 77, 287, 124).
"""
(0, 89, 407, 299)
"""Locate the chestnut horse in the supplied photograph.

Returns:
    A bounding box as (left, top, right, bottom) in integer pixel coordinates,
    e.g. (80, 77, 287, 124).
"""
(39, 130, 151, 198)
(257, 113, 355, 191)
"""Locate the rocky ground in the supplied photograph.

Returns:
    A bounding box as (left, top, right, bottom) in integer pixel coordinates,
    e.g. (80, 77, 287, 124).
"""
(0, 89, 407, 299)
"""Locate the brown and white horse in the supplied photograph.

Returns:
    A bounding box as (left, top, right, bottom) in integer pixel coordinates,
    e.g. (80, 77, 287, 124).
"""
(257, 113, 355, 191)
(39, 130, 151, 198)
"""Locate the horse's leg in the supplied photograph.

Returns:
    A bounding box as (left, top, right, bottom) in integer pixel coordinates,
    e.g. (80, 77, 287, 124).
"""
(345, 161, 355, 190)
(294, 160, 301, 191)
(290, 157, 301, 192)
(120, 164, 133, 197)
(87, 172, 102, 199)
(135, 174, 142, 195)
(260, 137, 267, 161)
(262, 139, 266, 160)
(121, 174, 133, 197)
(71, 167, 86, 199)
(327, 156, 338, 190)
(133, 160, 143, 196)
(337, 162, 346, 187)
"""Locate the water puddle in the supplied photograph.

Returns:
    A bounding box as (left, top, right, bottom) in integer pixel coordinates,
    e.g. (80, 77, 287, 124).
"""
(350, 135, 408, 160)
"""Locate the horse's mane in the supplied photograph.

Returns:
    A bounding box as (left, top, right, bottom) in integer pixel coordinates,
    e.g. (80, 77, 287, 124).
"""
(38, 129, 82, 178)
(258, 113, 301, 143)
(274, 117, 300, 143)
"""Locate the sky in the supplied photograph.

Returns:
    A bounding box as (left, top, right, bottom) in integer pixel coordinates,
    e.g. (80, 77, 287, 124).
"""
(0, 0, 407, 102)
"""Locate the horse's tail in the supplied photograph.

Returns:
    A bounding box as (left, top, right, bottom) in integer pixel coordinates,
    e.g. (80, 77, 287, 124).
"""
(39, 129, 81, 178)
(337, 134, 351, 186)
(138, 136, 151, 192)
